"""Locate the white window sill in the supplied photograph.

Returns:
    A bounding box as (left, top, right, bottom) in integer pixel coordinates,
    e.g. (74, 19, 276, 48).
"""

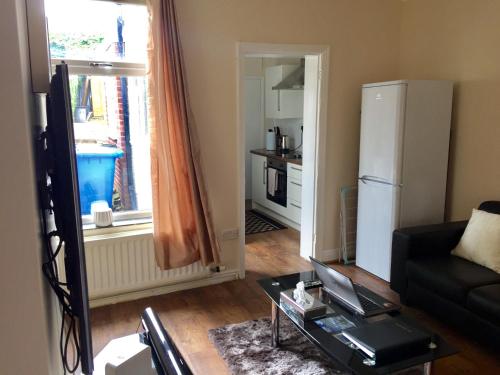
(82, 209, 152, 238)
(83, 218, 152, 239)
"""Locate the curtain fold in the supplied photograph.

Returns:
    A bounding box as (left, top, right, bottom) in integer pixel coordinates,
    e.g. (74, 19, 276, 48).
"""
(146, 0, 220, 269)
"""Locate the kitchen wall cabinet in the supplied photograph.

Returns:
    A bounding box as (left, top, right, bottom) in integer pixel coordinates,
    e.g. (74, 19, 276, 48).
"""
(251, 154, 267, 207)
(265, 65, 304, 119)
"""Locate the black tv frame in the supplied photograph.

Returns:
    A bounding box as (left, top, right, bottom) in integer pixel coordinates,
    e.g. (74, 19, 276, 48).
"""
(141, 307, 192, 375)
(47, 63, 93, 374)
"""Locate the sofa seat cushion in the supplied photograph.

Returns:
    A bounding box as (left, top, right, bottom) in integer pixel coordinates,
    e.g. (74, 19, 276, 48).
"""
(406, 256, 500, 304)
(467, 284, 500, 325)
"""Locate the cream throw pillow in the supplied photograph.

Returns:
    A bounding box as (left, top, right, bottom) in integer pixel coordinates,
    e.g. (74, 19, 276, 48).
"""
(451, 208, 500, 273)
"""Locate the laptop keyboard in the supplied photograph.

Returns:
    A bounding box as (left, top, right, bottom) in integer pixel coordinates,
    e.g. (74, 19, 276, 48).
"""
(358, 293, 381, 312)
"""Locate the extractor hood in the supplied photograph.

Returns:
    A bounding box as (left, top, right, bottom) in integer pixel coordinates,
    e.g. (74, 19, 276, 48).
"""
(272, 59, 305, 90)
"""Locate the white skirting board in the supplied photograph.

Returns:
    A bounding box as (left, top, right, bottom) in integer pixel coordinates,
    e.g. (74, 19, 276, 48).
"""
(89, 269, 238, 308)
(58, 229, 239, 307)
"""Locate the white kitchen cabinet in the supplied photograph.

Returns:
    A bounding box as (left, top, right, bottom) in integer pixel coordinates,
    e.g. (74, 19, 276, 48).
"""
(265, 65, 304, 119)
(286, 163, 302, 224)
(287, 163, 303, 180)
(251, 154, 267, 207)
(287, 179, 302, 203)
(288, 199, 302, 224)
(251, 155, 303, 229)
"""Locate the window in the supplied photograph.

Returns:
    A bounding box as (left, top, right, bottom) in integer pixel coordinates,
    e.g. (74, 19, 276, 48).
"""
(45, 0, 151, 225)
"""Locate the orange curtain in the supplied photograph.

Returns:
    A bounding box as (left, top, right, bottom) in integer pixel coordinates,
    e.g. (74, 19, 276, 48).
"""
(146, 0, 220, 269)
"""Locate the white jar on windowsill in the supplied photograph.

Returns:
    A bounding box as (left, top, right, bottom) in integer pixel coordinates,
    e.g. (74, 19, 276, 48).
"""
(91, 200, 113, 227)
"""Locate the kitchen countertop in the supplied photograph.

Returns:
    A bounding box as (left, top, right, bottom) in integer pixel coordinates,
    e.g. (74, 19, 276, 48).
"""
(250, 149, 302, 166)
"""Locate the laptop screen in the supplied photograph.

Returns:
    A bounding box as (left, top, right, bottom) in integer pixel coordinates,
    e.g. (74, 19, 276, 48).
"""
(310, 257, 364, 313)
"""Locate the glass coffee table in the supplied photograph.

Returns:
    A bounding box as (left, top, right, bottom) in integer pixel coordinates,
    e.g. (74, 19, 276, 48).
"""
(258, 272, 457, 374)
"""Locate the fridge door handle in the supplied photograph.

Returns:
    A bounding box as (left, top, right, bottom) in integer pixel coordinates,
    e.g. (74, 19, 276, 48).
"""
(359, 175, 403, 187)
(360, 175, 389, 183)
(359, 175, 389, 185)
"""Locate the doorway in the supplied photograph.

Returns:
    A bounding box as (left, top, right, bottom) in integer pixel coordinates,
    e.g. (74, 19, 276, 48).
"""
(237, 43, 330, 278)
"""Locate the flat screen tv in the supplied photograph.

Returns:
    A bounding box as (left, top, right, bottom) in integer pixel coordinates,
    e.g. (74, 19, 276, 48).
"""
(45, 63, 94, 374)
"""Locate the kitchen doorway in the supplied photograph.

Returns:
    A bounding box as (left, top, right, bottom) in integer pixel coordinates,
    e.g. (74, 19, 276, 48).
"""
(237, 43, 329, 278)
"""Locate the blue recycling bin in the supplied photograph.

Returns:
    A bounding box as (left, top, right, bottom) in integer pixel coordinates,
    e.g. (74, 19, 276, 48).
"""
(76, 145, 124, 215)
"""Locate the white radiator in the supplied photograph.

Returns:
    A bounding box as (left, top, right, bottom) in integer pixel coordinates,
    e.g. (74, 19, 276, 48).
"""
(80, 230, 210, 301)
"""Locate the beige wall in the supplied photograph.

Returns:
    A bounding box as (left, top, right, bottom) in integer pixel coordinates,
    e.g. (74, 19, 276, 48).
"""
(399, 0, 500, 220)
(0, 0, 62, 373)
(176, 0, 402, 266)
(4, 0, 498, 369)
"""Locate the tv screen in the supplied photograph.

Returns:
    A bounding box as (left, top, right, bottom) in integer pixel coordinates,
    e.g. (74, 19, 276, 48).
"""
(47, 63, 94, 374)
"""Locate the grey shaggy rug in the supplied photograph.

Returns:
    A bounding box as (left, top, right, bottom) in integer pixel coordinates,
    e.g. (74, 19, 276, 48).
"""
(209, 317, 425, 375)
(208, 317, 347, 375)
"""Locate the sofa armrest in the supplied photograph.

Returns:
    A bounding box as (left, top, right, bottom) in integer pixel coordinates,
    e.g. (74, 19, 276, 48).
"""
(390, 220, 468, 299)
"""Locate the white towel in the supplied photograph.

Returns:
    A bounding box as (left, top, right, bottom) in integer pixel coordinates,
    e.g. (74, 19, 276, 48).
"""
(267, 168, 277, 196)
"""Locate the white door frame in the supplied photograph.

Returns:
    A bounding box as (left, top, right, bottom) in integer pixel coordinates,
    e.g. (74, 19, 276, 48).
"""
(237, 43, 330, 279)
(244, 76, 265, 200)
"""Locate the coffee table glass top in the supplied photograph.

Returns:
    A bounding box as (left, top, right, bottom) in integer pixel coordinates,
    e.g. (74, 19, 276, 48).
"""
(258, 272, 457, 375)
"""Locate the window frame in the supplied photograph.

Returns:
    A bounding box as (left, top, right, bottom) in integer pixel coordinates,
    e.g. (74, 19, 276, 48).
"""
(51, 58, 146, 77)
(50, 58, 150, 225)
(92, 0, 146, 5)
(42, 0, 151, 229)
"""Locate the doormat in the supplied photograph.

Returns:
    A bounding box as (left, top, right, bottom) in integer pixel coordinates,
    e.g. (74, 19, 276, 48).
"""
(245, 209, 286, 235)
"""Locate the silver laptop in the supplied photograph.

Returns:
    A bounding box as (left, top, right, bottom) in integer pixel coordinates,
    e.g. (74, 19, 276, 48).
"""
(310, 257, 400, 317)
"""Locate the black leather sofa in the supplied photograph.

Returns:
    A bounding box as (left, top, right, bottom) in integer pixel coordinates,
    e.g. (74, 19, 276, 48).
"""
(390, 201, 500, 345)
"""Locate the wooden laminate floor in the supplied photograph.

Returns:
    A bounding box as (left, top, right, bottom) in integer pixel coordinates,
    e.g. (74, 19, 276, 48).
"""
(90, 228, 500, 374)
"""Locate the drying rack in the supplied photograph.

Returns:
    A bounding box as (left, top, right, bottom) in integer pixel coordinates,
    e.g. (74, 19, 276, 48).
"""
(339, 185, 358, 264)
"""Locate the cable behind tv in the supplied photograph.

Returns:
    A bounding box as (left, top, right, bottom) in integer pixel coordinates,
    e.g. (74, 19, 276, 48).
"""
(37, 112, 82, 374)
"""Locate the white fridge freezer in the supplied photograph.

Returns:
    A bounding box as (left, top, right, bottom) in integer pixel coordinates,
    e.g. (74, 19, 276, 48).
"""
(355, 80, 453, 281)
